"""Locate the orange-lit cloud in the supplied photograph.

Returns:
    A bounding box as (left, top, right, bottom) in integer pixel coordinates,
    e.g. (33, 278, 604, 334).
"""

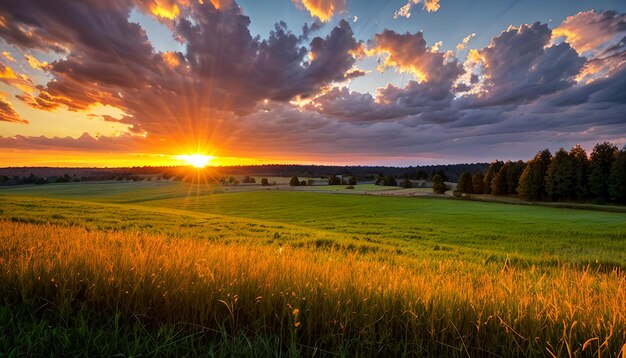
(24, 54, 48, 70)
(293, 0, 347, 22)
(0, 0, 625, 167)
(366, 30, 457, 83)
(149, 0, 180, 19)
(162, 51, 182, 68)
(0, 92, 27, 124)
(551, 11, 625, 85)
(0, 63, 35, 93)
(2, 51, 15, 62)
(394, 0, 440, 19)
(456, 33, 476, 52)
(553, 10, 626, 55)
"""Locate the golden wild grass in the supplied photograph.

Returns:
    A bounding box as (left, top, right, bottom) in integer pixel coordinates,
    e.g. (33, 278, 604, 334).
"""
(1, 220, 624, 356)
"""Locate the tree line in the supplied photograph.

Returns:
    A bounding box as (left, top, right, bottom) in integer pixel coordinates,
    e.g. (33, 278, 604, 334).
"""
(456, 142, 626, 204)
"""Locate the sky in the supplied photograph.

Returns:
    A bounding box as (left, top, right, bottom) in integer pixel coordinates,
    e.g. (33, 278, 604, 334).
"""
(0, 0, 625, 167)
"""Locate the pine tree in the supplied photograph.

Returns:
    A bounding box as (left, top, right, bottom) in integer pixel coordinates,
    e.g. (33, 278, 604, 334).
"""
(517, 149, 552, 201)
(608, 148, 626, 204)
(588, 142, 618, 201)
(458, 172, 473, 193)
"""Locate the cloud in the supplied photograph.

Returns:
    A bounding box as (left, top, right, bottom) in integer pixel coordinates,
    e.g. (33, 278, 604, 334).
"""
(306, 29, 463, 123)
(0, 1, 624, 164)
(553, 10, 626, 56)
(455, 33, 475, 52)
(2, 51, 15, 62)
(24, 54, 48, 70)
(0, 93, 27, 124)
(461, 22, 585, 106)
(0, 63, 36, 93)
(0, 133, 143, 152)
(366, 29, 463, 84)
(292, 0, 347, 22)
(552, 10, 626, 85)
(0, 0, 361, 144)
(394, 0, 440, 19)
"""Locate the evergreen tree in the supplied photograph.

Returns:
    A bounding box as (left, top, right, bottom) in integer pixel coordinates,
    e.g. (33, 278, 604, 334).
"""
(472, 172, 485, 194)
(588, 142, 618, 201)
(569, 145, 589, 200)
(432, 174, 447, 194)
(517, 149, 552, 201)
(483, 160, 504, 194)
(608, 148, 626, 204)
(545, 148, 576, 201)
(457, 172, 473, 193)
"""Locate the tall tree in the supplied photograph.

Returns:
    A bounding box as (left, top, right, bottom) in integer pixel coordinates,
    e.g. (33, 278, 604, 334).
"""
(458, 172, 473, 193)
(569, 145, 589, 200)
(517, 149, 552, 201)
(546, 148, 575, 201)
(432, 174, 447, 194)
(483, 160, 504, 194)
(506, 161, 525, 195)
(472, 172, 485, 194)
(588, 142, 618, 201)
(608, 147, 626, 204)
(491, 162, 511, 196)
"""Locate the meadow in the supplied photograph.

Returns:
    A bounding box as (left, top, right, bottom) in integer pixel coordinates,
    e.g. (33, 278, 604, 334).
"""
(0, 180, 625, 356)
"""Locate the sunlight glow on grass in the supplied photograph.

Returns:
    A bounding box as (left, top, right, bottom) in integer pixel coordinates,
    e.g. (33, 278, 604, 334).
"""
(176, 154, 214, 168)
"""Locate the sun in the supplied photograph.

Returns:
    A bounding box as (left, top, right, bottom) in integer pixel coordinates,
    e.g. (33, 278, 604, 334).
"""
(176, 154, 215, 168)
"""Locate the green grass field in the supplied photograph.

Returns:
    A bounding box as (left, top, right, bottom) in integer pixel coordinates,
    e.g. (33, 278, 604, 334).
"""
(0, 181, 625, 356)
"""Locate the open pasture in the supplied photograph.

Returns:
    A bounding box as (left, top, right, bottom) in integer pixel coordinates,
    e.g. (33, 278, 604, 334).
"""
(0, 181, 625, 356)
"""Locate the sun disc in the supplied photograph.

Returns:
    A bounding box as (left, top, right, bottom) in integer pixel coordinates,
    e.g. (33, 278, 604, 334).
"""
(176, 154, 214, 168)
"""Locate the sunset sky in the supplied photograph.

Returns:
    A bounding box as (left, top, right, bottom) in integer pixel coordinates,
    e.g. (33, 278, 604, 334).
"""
(0, 0, 625, 167)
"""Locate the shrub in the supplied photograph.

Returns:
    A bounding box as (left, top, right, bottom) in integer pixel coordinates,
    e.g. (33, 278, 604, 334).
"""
(242, 176, 256, 184)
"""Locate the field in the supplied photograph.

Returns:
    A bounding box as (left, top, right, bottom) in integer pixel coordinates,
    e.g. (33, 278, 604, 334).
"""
(0, 180, 625, 356)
